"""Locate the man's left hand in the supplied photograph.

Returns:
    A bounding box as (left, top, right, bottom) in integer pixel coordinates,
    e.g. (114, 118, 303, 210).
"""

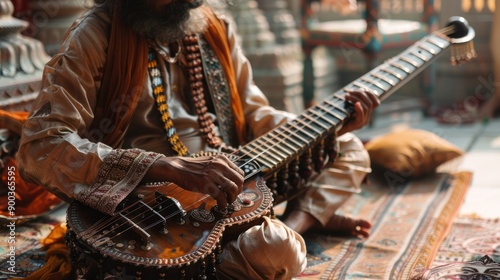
(338, 89, 380, 135)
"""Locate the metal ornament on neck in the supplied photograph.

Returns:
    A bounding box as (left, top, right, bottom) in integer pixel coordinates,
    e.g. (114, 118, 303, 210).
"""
(152, 39, 182, 64)
(444, 16, 478, 66)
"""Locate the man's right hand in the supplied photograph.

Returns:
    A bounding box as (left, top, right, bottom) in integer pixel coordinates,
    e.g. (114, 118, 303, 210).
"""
(144, 154, 244, 209)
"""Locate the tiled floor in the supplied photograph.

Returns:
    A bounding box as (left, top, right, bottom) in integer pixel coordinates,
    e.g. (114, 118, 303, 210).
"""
(356, 107, 500, 219)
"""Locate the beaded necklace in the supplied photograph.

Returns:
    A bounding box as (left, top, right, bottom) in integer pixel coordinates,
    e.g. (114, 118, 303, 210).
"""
(148, 51, 189, 156)
(148, 34, 222, 156)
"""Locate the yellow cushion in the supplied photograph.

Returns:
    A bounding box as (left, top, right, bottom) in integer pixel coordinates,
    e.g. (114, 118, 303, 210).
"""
(365, 129, 464, 179)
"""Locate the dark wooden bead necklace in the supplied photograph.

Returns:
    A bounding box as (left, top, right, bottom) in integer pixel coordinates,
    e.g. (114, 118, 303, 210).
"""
(148, 34, 221, 156)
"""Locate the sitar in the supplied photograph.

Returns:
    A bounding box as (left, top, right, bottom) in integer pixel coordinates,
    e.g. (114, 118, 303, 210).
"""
(66, 16, 476, 280)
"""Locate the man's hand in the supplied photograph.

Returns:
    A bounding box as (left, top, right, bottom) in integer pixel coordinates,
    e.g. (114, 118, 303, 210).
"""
(144, 154, 244, 209)
(337, 89, 380, 136)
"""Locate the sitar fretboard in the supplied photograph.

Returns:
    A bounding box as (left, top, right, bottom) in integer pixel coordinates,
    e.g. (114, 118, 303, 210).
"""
(238, 33, 452, 179)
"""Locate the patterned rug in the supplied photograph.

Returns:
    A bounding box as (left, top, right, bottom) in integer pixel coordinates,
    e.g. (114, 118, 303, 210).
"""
(414, 215, 500, 279)
(0, 206, 66, 278)
(295, 171, 473, 280)
(431, 215, 500, 267)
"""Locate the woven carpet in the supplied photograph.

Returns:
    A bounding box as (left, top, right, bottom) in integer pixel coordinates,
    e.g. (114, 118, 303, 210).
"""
(414, 215, 500, 279)
(430, 215, 500, 267)
(295, 171, 473, 280)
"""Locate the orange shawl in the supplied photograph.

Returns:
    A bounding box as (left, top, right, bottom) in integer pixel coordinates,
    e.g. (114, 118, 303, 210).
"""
(91, 6, 247, 148)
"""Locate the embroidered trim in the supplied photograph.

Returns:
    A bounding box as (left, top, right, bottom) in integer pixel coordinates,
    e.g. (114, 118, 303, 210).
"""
(198, 36, 236, 146)
(78, 149, 162, 215)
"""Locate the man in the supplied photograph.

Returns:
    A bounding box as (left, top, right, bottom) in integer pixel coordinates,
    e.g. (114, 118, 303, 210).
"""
(17, 0, 379, 278)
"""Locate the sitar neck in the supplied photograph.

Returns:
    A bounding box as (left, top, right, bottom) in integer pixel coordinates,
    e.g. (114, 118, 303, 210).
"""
(237, 33, 453, 179)
(346, 33, 450, 102)
(238, 13, 481, 195)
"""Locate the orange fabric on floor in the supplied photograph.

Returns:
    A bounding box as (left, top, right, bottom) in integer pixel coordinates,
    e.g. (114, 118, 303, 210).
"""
(0, 109, 28, 135)
(12, 224, 72, 280)
(0, 157, 62, 216)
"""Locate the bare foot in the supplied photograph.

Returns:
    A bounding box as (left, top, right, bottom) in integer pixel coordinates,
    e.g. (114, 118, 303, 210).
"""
(314, 214, 372, 238)
(282, 210, 372, 238)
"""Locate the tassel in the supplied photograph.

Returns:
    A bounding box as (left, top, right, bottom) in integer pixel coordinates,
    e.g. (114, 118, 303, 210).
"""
(450, 40, 477, 66)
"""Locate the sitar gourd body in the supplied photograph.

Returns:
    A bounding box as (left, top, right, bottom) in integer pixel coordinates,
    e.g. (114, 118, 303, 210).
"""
(67, 156, 273, 279)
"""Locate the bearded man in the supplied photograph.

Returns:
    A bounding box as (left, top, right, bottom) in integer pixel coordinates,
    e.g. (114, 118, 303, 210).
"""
(17, 0, 379, 279)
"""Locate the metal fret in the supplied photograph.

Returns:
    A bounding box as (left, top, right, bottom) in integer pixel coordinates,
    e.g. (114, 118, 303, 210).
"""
(418, 44, 436, 55)
(410, 50, 429, 62)
(323, 98, 348, 114)
(270, 128, 303, 150)
(307, 109, 337, 126)
(242, 146, 277, 167)
(380, 68, 403, 80)
(256, 155, 278, 168)
(316, 102, 345, 121)
(390, 61, 412, 74)
(400, 56, 422, 67)
(331, 94, 345, 102)
(249, 140, 287, 162)
(302, 112, 331, 130)
(371, 72, 396, 86)
(323, 98, 349, 115)
(280, 125, 310, 145)
(271, 143, 294, 157)
(427, 37, 446, 49)
(352, 81, 379, 95)
(295, 117, 323, 135)
(269, 133, 298, 153)
(290, 120, 316, 139)
(361, 76, 390, 91)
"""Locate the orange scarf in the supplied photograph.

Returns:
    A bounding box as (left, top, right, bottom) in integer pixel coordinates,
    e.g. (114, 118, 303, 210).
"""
(202, 7, 247, 143)
(11, 224, 71, 280)
(88, 5, 149, 147)
(91, 5, 247, 147)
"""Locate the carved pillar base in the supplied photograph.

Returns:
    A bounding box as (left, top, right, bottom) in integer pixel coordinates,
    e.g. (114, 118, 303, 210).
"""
(1, 0, 51, 111)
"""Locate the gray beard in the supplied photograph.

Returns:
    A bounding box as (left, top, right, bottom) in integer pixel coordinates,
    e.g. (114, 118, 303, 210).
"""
(128, 0, 227, 42)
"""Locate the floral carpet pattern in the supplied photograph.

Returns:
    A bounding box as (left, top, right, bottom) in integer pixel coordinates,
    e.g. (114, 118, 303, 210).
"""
(415, 216, 500, 279)
(295, 171, 473, 280)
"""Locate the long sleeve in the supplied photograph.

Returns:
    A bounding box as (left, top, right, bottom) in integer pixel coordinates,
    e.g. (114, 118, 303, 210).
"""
(16, 9, 162, 215)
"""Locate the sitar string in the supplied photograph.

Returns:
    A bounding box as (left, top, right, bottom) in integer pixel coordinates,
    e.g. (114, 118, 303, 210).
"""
(83, 187, 214, 244)
(80, 187, 186, 241)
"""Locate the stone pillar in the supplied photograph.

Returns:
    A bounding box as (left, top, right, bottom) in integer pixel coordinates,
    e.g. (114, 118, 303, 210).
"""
(256, 0, 301, 46)
(227, 0, 275, 52)
(228, 0, 305, 114)
(0, 0, 51, 111)
(27, 0, 93, 55)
